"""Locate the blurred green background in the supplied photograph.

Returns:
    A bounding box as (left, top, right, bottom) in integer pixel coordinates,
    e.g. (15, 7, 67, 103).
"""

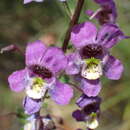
(0, 0, 130, 130)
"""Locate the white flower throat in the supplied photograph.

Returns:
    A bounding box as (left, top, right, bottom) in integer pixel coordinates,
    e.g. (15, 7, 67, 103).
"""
(81, 58, 103, 80)
(86, 112, 99, 129)
(26, 77, 47, 99)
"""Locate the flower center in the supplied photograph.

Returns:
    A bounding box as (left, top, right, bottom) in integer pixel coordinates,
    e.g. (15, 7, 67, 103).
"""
(26, 77, 47, 99)
(30, 65, 52, 79)
(81, 58, 102, 80)
(32, 77, 45, 93)
(83, 103, 98, 115)
(80, 44, 103, 59)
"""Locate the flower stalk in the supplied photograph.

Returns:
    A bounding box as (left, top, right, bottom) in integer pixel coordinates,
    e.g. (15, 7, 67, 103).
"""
(62, 0, 85, 52)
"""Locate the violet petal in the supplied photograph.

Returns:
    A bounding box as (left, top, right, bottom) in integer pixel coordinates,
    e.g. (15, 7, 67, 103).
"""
(76, 94, 101, 108)
(8, 69, 27, 92)
(24, 0, 43, 4)
(97, 24, 125, 48)
(65, 52, 81, 75)
(104, 55, 124, 80)
(49, 80, 73, 105)
(81, 79, 101, 97)
(70, 22, 97, 48)
(23, 96, 42, 115)
(25, 40, 47, 67)
(72, 110, 85, 121)
(41, 47, 67, 74)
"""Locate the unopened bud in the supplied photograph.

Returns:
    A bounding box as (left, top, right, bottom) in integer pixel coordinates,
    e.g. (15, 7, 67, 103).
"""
(0, 44, 17, 54)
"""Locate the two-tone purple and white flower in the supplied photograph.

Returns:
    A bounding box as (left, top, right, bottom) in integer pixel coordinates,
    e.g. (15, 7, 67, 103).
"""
(8, 40, 73, 115)
(86, 0, 117, 25)
(24, 0, 67, 4)
(72, 94, 101, 129)
(66, 22, 129, 97)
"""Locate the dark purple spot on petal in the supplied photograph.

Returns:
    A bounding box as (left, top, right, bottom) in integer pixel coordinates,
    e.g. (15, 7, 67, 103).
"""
(30, 65, 52, 79)
(53, 62, 57, 67)
(80, 44, 103, 58)
(45, 57, 53, 63)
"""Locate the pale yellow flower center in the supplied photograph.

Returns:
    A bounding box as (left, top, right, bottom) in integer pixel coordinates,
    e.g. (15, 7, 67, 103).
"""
(81, 57, 103, 80)
(26, 77, 47, 99)
(32, 77, 45, 93)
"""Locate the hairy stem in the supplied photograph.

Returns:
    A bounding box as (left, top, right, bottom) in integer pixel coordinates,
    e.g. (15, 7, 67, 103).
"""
(62, 0, 85, 52)
(69, 82, 83, 93)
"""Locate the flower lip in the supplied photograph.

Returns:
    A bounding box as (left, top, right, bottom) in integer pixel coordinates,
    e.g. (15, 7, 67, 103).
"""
(81, 58, 103, 80)
(80, 44, 103, 59)
(29, 65, 52, 79)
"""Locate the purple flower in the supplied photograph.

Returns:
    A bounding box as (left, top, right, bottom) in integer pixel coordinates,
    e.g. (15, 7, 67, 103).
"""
(24, 0, 66, 4)
(86, 0, 117, 25)
(8, 40, 73, 115)
(66, 22, 128, 97)
(72, 94, 101, 129)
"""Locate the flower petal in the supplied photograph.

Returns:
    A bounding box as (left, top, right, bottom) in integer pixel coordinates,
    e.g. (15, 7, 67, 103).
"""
(97, 24, 125, 48)
(70, 22, 97, 48)
(65, 52, 81, 75)
(86, 10, 95, 17)
(26, 40, 47, 66)
(104, 55, 124, 80)
(8, 69, 27, 92)
(49, 80, 73, 105)
(94, 0, 113, 4)
(72, 110, 85, 121)
(59, 0, 67, 1)
(76, 94, 101, 108)
(24, 0, 33, 4)
(24, 0, 43, 4)
(41, 47, 67, 74)
(23, 96, 42, 115)
(87, 1, 117, 25)
(81, 79, 101, 97)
